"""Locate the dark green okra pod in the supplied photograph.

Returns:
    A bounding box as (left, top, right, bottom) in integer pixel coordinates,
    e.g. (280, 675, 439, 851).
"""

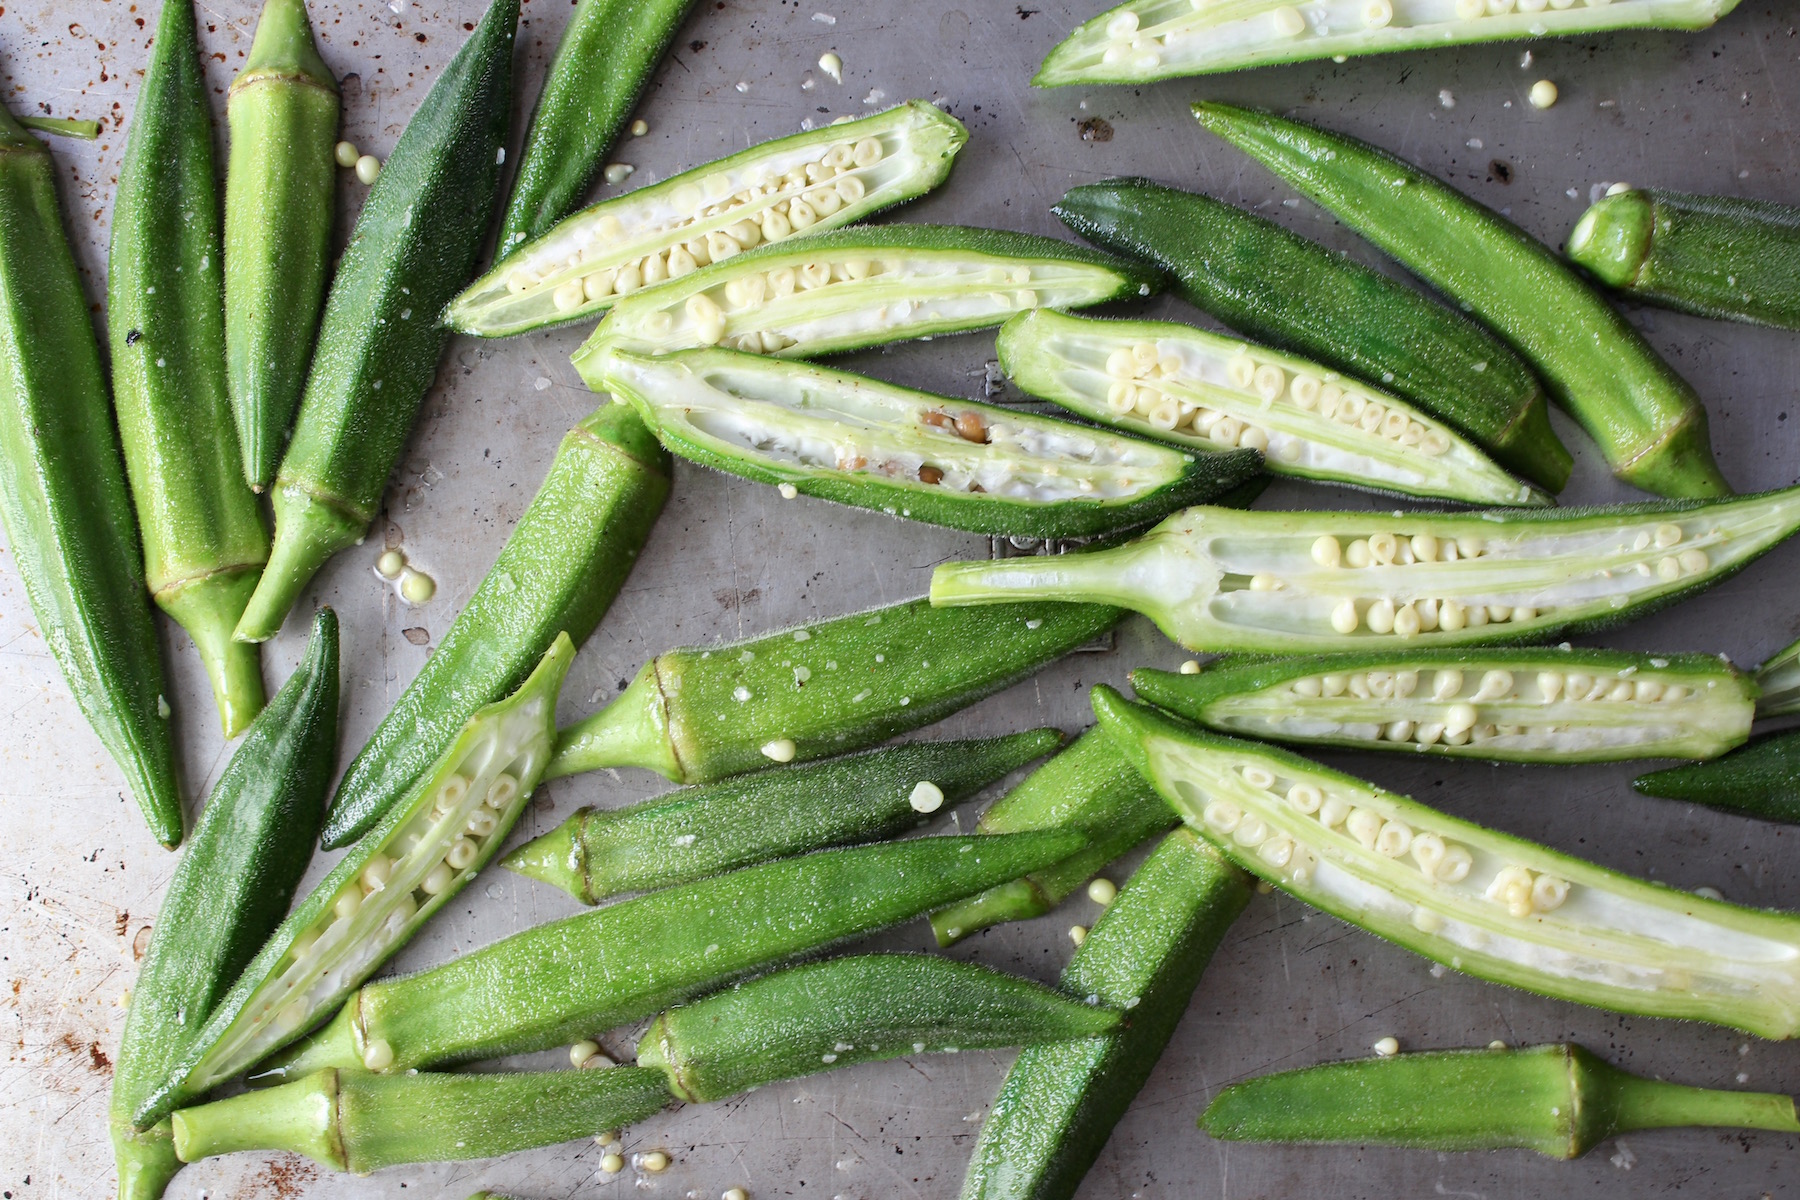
(1634, 730, 1800, 823)
(960, 829, 1252, 1200)
(319, 402, 671, 849)
(506, 729, 1062, 904)
(110, 0, 270, 736)
(0, 103, 182, 845)
(111, 609, 337, 1200)
(1201, 1043, 1800, 1157)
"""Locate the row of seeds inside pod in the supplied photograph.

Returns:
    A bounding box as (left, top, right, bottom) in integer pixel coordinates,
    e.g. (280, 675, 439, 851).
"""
(1310, 532, 1488, 570)
(1604, 521, 1714, 583)
(1322, 595, 1545, 637)
(1290, 666, 1698, 705)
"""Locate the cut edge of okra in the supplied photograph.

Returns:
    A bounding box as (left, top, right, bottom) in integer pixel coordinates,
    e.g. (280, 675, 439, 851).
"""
(1756, 635, 1800, 717)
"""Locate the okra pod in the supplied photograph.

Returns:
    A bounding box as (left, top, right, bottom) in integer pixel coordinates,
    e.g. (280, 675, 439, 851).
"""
(261, 830, 1085, 1079)
(459, 102, 968, 336)
(1756, 634, 1800, 717)
(1194, 102, 1731, 499)
(109, 0, 270, 735)
(1093, 686, 1800, 1039)
(572, 224, 1160, 373)
(137, 636, 573, 1126)
(1052, 179, 1567, 492)
(959, 829, 1252, 1200)
(598, 346, 1262, 538)
(997, 309, 1543, 507)
(1634, 730, 1800, 823)
(931, 728, 1176, 946)
(1201, 1043, 1800, 1158)
(111, 609, 337, 1200)
(547, 596, 1122, 783)
(0, 103, 182, 845)
(930, 489, 1800, 654)
(18, 116, 100, 139)
(1132, 648, 1756, 763)
(235, 0, 518, 642)
(506, 730, 1062, 904)
(1569, 188, 1800, 330)
(224, 0, 339, 490)
(319, 403, 671, 848)
(637, 954, 1120, 1103)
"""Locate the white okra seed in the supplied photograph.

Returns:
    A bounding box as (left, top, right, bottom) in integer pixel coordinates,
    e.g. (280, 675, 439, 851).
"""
(1634, 679, 1665, 702)
(1346, 808, 1382, 849)
(446, 837, 478, 871)
(1346, 539, 1372, 568)
(570, 1039, 601, 1068)
(1392, 604, 1421, 638)
(1180, 659, 1202, 675)
(1366, 598, 1396, 634)
(360, 854, 393, 892)
(1654, 522, 1683, 548)
(1679, 548, 1709, 575)
(910, 781, 945, 813)
(1292, 676, 1322, 697)
(1227, 355, 1256, 388)
(465, 808, 497, 838)
(1373, 1036, 1400, 1057)
(1322, 673, 1348, 697)
(600, 1153, 625, 1173)
(1656, 556, 1682, 582)
(1385, 719, 1415, 742)
(362, 1039, 395, 1071)
(1473, 670, 1513, 702)
(1445, 703, 1478, 736)
(1242, 765, 1276, 789)
(1375, 820, 1413, 857)
(1287, 783, 1323, 814)
(422, 863, 454, 895)
(1415, 722, 1444, 745)
(1439, 845, 1473, 882)
(1395, 670, 1419, 698)
(1311, 535, 1342, 568)
(1088, 878, 1118, 905)
(1369, 532, 1398, 564)
(1253, 363, 1285, 400)
(1410, 833, 1446, 877)
(1410, 533, 1438, 562)
(1349, 674, 1371, 700)
(1232, 816, 1269, 846)
(1330, 599, 1360, 634)
(1203, 799, 1243, 832)
(761, 737, 798, 763)
(333, 889, 362, 920)
(1068, 925, 1088, 946)
(1432, 669, 1463, 701)
(1318, 795, 1351, 828)
(1439, 600, 1466, 631)
(334, 140, 360, 168)
(1291, 374, 1321, 407)
(354, 154, 381, 185)
(1531, 874, 1570, 911)
(486, 773, 518, 810)
(1537, 672, 1564, 703)
(640, 1151, 670, 1172)
(1258, 837, 1294, 868)
(552, 280, 585, 312)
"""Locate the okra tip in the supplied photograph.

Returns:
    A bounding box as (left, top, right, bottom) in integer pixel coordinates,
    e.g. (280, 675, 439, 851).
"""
(235, 488, 368, 643)
(1619, 412, 1734, 500)
(499, 809, 587, 898)
(239, 0, 336, 89)
(1567, 190, 1655, 291)
(159, 568, 268, 739)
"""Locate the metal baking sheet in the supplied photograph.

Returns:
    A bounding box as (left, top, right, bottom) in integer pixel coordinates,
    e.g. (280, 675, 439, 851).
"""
(4, 0, 1799, 1196)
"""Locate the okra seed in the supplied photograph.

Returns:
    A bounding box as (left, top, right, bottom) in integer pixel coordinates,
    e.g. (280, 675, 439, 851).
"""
(630, 118, 650, 136)
(485, 773, 518, 810)
(1530, 874, 1569, 911)
(1227, 355, 1256, 388)
(1439, 846, 1473, 882)
(400, 569, 435, 604)
(363, 1039, 395, 1071)
(1322, 674, 1348, 697)
(1656, 556, 1682, 581)
(1439, 600, 1466, 631)
(1633, 679, 1665, 702)
(1445, 703, 1478, 737)
(909, 781, 945, 813)
(1240, 426, 1270, 453)
(1203, 799, 1242, 833)
(1375, 820, 1413, 857)
(1385, 719, 1415, 741)
(1242, 765, 1276, 789)
(1287, 783, 1323, 814)
(1233, 816, 1269, 846)
(570, 1039, 602, 1067)
(1410, 533, 1438, 562)
(1432, 670, 1463, 701)
(1411, 833, 1446, 877)
(1372, 1037, 1400, 1057)
(1392, 605, 1421, 638)
(1537, 672, 1564, 703)
(583, 271, 615, 302)
(465, 808, 498, 838)
(1068, 924, 1088, 946)
(1292, 676, 1322, 697)
(1363, 0, 1393, 25)
(446, 837, 478, 870)
(334, 890, 362, 920)
(553, 281, 585, 312)
(1678, 548, 1709, 575)
(361, 854, 394, 893)
(1346, 539, 1372, 568)
(760, 737, 798, 763)
(601, 1153, 625, 1174)
(1180, 659, 1202, 675)
(1271, 5, 1307, 35)
(1259, 837, 1294, 867)
(1249, 572, 1278, 591)
(723, 1189, 749, 1200)
(1512, 606, 1537, 623)
(1311, 535, 1342, 568)
(1395, 670, 1419, 698)
(1330, 599, 1360, 634)
(1087, 878, 1118, 905)
(376, 549, 406, 578)
(1366, 598, 1396, 634)
(1607, 680, 1633, 702)
(1252, 363, 1284, 400)
(1346, 808, 1382, 849)
(1665, 685, 1689, 701)
(1472, 670, 1513, 702)
(1653, 522, 1683, 549)
(422, 863, 454, 895)
(1319, 795, 1351, 828)
(335, 140, 360, 168)
(354, 154, 382, 185)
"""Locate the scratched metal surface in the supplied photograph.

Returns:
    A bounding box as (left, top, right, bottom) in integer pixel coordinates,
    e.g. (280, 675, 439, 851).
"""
(4, 0, 1800, 1196)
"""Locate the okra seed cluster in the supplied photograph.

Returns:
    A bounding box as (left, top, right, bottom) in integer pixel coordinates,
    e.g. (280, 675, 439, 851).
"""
(1485, 863, 1571, 917)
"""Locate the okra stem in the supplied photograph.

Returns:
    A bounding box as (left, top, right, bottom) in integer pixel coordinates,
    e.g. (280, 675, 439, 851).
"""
(17, 116, 99, 139)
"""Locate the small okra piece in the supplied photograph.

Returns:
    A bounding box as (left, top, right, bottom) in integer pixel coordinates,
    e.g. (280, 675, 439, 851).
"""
(929, 488, 1800, 654)
(1093, 686, 1800, 1039)
(599, 346, 1262, 539)
(1634, 729, 1800, 824)
(931, 727, 1177, 947)
(572, 224, 1161, 373)
(1133, 647, 1756, 764)
(134, 635, 574, 1128)
(1201, 1043, 1800, 1158)
(997, 309, 1543, 507)
(506, 730, 1062, 904)
(637, 954, 1121, 1103)
(17, 115, 100, 139)
(462, 101, 968, 335)
(171, 1065, 672, 1173)
(546, 595, 1122, 784)
(259, 830, 1085, 1079)
(1754, 633, 1800, 718)
(959, 829, 1252, 1200)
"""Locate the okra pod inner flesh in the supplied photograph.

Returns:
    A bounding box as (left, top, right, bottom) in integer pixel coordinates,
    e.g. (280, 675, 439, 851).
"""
(1755, 634, 1800, 718)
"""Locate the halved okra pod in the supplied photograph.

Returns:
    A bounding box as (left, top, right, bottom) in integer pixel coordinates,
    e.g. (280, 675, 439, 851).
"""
(110, 0, 270, 736)
(573, 224, 1160, 374)
(638, 953, 1121, 1103)
(0, 103, 182, 845)
(261, 830, 1085, 1080)
(997, 309, 1543, 507)
(597, 346, 1262, 538)
(111, 609, 337, 1200)
(460, 101, 968, 335)
(1201, 1043, 1800, 1158)
(236, 0, 518, 642)
(1093, 686, 1800, 1039)
(930, 488, 1800, 654)
(1634, 730, 1800, 823)
(319, 403, 671, 849)
(136, 636, 573, 1127)
(1133, 648, 1756, 763)
(960, 829, 1252, 1200)
(1569, 188, 1800, 330)
(1193, 102, 1732, 499)
(547, 595, 1122, 783)
(1052, 179, 1568, 492)
(1756, 634, 1800, 718)
(506, 730, 1062, 904)
(931, 727, 1177, 946)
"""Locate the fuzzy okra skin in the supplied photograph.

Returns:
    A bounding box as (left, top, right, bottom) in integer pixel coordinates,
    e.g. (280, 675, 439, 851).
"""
(1756, 634, 1800, 718)
(109, 0, 270, 736)
(931, 727, 1177, 946)
(1094, 687, 1800, 1038)
(930, 488, 1800, 654)
(460, 101, 968, 336)
(507, 729, 1062, 903)
(262, 830, 1085, 1079)
(573, 224, 1161, 372)
(0, 106, 183, 846)
(135, 636, 573, 1127)
(236, 0, 518, 643)
(1132, 647, 1756, 764)
(998, 309, 1543, 507)
(319, 403, 671, 849)
(1053, 180, 1567, 492)
(638, 954, 1121, 1103)
(600, 346, 1262, 538)
(1201, 1043, 1800, 1157)
(1194, 103, 1730, 500)
(960, 829, 1252, 1200)
(110, 609, 337, 1200)
(1634, 731, 1800, 823)
(548, 595, 1121, 783)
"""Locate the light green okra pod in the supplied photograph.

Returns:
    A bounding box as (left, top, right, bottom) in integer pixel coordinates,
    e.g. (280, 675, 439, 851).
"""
(1754, 634, 1800, 718)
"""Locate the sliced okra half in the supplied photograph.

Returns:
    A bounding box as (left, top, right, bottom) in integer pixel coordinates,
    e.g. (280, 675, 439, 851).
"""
(1756, 634, 1800, 718)
(997, 309, 1544, 507)
(598, 346, 1261, 538)
(1133, 647, 1756, 763)
(450, 101, 968, 336)
(1094, 687, 1800, 1039)
(930, 486, 1800, 654)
